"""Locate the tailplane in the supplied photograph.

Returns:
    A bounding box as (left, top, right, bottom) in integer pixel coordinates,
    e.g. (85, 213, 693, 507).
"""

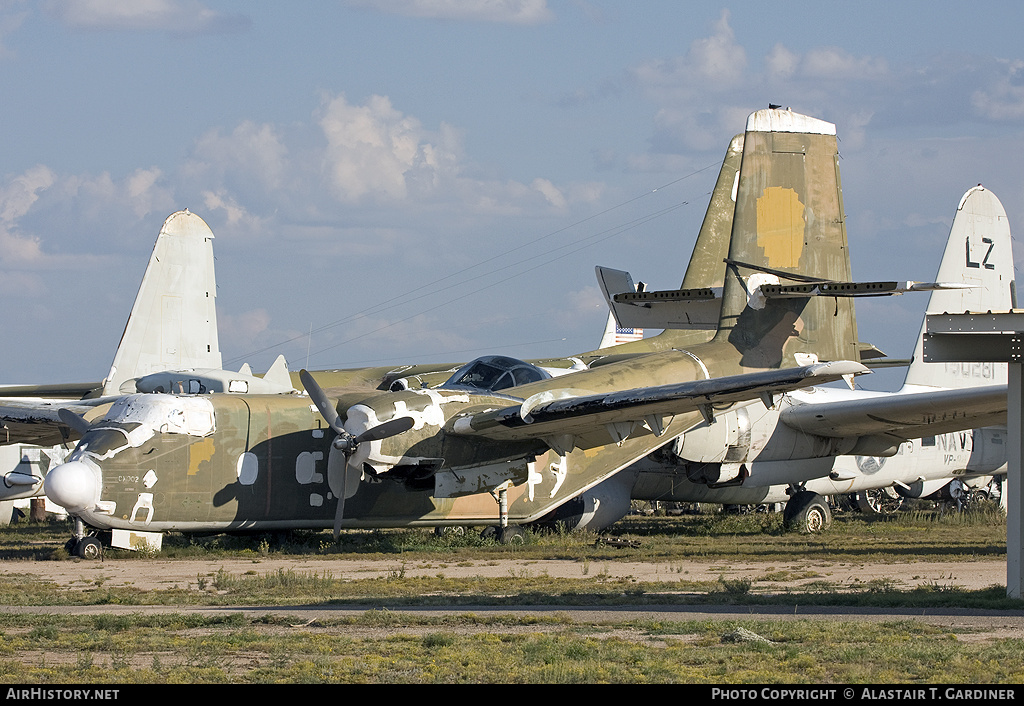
(902, 185, 1015, 390)
(101, 210, 221, 396)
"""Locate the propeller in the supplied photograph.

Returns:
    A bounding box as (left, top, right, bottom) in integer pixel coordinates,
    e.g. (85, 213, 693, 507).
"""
(57, 408, 93, 436)
(299, 369, 414, 537)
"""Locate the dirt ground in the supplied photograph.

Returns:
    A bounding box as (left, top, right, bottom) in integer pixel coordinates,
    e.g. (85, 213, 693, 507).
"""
(0, 554, 1010, 593)
(1, 555, 1021, 646)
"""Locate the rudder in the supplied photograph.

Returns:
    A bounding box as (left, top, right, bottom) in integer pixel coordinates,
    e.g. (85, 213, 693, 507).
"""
(714, 108, 860, 368)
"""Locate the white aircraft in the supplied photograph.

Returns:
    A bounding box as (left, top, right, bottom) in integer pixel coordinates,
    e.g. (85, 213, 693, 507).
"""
(0, 209, 293, 526)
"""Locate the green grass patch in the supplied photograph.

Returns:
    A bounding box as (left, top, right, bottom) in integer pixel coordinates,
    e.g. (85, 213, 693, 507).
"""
(0, 612, 1021, 684)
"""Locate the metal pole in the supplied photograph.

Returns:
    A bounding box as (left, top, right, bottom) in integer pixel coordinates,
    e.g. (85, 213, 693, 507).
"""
(1008, 363, 1023, 598)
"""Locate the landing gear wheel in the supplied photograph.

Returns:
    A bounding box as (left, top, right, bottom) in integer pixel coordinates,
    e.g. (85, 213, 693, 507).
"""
(783, 492, 832, 533)
(497, 525, 525, 545)
(854, 487, 904, 515)
(434, 525, 466, 538)
(75, 536, 103, 560)
(479, 526, 499, 541)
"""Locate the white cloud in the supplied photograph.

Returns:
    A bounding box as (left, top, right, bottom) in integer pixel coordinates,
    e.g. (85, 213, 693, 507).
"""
(219, 308, 271, 345)
(971, 59, 1024, 121)
(799, 47, 888, 80)
(45, 0, 250, 34)
(345, 0, 553, 24)
(318, 93, 460, 203)
(633, 10, 747, 92)
(187, 121, 289, 193)
(0, 165, 55, 223)
(765, 43, 799, 80)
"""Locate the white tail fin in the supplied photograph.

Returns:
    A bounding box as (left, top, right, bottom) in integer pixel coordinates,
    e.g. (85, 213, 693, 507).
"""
(101, 210, 221, 396)
(597, 310, 644, 349)
(261, 354, 292, 390)
(902, 186, 1015, 391)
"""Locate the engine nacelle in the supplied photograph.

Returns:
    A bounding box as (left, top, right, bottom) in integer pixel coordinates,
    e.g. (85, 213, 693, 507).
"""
(670, 397, 860, 469)
(531, 469, 638, 532)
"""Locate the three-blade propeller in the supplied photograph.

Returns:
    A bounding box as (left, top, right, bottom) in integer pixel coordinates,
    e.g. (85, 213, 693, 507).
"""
(299, 369, 414, 537)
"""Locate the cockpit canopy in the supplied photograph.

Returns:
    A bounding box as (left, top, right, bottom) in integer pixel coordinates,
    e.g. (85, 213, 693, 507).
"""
(440, 355, 551, 393)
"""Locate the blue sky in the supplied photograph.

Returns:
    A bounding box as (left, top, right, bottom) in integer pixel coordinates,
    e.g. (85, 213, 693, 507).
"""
(1, 1, 1022, 391)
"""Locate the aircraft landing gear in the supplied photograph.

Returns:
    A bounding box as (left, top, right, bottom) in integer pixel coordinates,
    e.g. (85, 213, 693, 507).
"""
(64, 518, 104, 560)
(480, 524, 526, 544)
(480, 483, 527, 544)
(783, 491, 832, 533)
(853, 487, 904, 515)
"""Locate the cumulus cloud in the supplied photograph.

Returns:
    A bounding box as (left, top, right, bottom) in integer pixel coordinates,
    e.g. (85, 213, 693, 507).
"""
(45, 0, 250, 34)
(630, 10, 750, 152)
(633, 10, 747, 91)
(318, 93, 462, 203)
(0, 165, 54, 223)
(187, 121, 289, 193)
(345, 0, 553, 24)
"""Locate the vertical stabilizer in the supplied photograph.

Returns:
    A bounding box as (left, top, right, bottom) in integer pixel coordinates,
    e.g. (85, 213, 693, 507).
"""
(589, 133, 743, 355)
(714, 108, 859, 368)
(679, 133, 744, 291)
(101, 210, 221, 396)
(902, 186, 1015, 390)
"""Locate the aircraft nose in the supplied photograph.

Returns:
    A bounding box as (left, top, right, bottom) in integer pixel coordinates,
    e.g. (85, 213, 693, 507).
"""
(44, 461, 98, 514)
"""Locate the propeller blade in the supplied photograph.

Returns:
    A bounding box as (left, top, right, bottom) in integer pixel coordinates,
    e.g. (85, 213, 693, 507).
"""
(299, 369, 347, 437)
(57, 408, 92, 435)
(353, 416, 415, 444)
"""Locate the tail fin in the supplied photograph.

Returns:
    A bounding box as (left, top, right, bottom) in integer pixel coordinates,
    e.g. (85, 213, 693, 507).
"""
(902, 186, 1015, 390)
(714, 108, 860, 368)
(597, 309, 645, 349)
(591, 134, 743, 348)
(101, 210, 221, 396)
(678, 133, 743, 291)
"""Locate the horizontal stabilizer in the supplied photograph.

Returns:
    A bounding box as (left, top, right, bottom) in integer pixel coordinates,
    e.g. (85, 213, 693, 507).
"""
(596, 266, 721, 330)
(759, 281, 972, 299)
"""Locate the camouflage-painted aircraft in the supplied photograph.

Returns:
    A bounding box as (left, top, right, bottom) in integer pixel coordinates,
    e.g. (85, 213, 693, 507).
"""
(5, 107, 1004, 557)
(17, 107, 881, 556)
(623, 184, 1012, 530)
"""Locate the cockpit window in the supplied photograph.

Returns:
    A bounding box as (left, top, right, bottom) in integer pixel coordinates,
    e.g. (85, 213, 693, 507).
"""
(441, 355, 551, 393)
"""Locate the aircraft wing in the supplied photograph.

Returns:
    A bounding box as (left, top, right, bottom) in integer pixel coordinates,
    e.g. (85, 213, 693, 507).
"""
(779, 385, 1006, 441)
(0, 398, 108, 447)
(450, 361, 868, 450)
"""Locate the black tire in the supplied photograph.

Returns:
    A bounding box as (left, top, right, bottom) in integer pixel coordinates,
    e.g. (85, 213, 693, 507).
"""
(434, 525, 466, 537)
(783, 492, 832, 533)
(853, 488, 904, 515)
(75, 536, 103, 560)
(479, 526, 499, 541)
(498, 525, 526, 545)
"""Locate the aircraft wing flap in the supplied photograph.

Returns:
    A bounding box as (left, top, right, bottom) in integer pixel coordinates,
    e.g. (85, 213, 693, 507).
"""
(780, 385, 1007, 439)
(452, 361, 868, 449)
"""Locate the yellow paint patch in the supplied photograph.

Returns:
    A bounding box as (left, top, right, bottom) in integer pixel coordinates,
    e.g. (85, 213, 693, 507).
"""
(756, 187, 805, 268)
(187, 436, 216, 476)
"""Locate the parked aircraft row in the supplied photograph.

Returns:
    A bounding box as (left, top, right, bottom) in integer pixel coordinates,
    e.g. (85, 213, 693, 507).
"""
(0, 107, 1010, 557)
